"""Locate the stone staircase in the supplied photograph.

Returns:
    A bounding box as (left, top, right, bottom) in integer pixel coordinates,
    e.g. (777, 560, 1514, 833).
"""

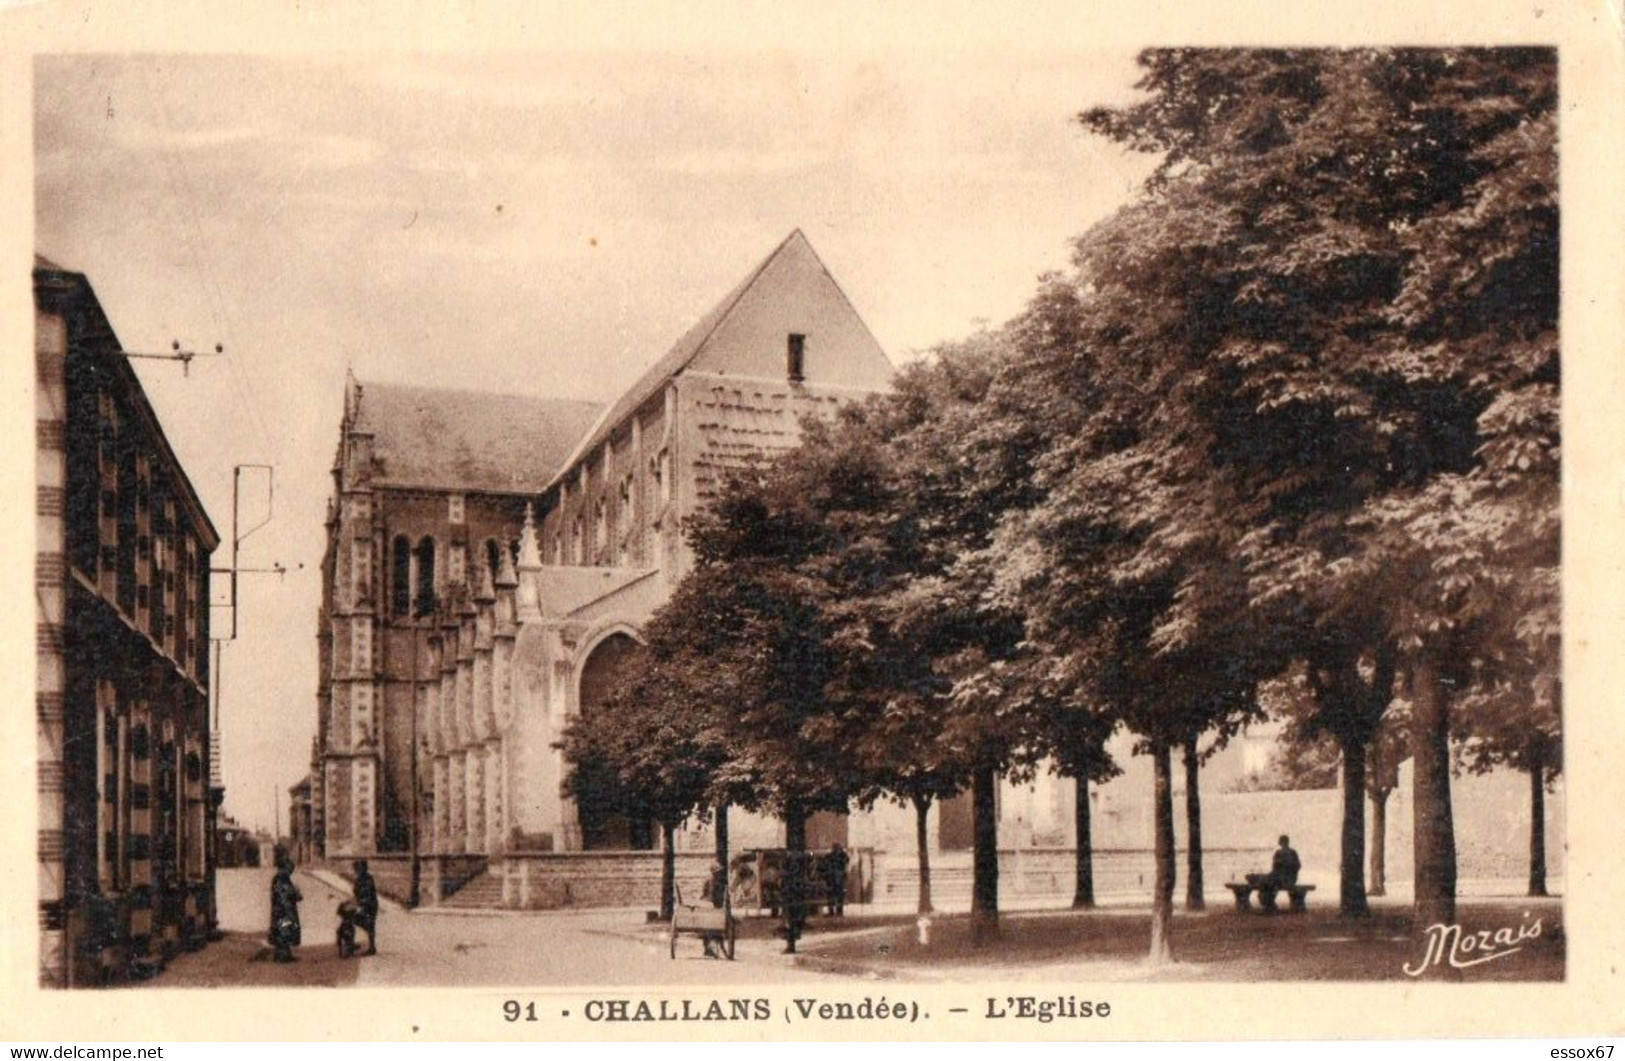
(438, 870, 505, 909)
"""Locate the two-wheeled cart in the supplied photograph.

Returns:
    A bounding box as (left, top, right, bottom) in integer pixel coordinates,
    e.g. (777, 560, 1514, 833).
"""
(668, 885, 736, 960)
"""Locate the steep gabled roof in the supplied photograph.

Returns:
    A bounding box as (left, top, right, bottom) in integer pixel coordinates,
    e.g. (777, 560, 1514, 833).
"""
(545, 228, 849, 488)
(354, 381, 604, 495)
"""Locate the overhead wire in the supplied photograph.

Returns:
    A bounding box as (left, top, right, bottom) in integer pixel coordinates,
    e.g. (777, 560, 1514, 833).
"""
(152, 65, 283, 472)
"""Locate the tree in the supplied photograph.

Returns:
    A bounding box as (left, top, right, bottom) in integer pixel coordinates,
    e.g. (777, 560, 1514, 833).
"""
(1364, 706, 1408, 897)
(987, 257, 1270, 961)
(1266, 670, 1409, 898)
(1454, 629, 1561, 897)
(1037, 695, 1118, 909)
(1003, 426, 1265, 961)
(1077, 48, 1557, 931)
(862, 333, 1054, 944)
(753, 407, 971, 918)
(557, 643, 721, 920)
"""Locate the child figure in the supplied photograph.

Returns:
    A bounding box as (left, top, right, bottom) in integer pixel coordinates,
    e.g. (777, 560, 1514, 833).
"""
(336, 899, 362, 958)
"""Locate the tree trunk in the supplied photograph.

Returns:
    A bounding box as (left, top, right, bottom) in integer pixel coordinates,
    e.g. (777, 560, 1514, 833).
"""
(1337, 732, 1370, 918)
(782, 802, 808, 954)
(1411, 656, 1457, 930)
(1072, 777, 1095, 910)
(1148, 741, 1176, 964)
(912, 793, 934, 915)
(971, 766, 1000, 945)
(1183, 737, 1204, 912)
(1368, 788, 1388, 898)
(1528, 764, 1548, 898)
(714, 802, 730, 881)
(659, 820, 678, 922)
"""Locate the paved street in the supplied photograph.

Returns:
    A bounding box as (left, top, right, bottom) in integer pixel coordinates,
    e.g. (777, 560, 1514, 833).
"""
(151, 869, 1564, 987)
(157, 869, 833, 987)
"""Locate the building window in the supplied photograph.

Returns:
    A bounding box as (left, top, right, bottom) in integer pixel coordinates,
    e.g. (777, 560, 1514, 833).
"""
(618, 473, 634, 564)
(485, 538, 502, 582)
(414, 537, 436, 613)
(448, 494, 465, 524)
(391, 535, 411, 616)
(653, 449, 671, 512)
(787, 333, 806, 381)
(593, 499, 607, 561)
(572, 515, 585, 565)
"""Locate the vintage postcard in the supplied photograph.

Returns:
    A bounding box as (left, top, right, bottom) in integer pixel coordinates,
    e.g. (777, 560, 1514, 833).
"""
(1, 0, 1622, 1044)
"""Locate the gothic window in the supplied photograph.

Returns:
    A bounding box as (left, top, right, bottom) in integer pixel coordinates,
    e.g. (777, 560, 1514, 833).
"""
(593, 499, 607, 562)
(485, 538, 501, 581)
(391, 535, 411, 616)
(414, 537, 436, 613)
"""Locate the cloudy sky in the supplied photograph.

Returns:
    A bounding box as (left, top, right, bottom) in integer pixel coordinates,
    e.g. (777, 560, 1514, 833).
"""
(35, 49, 1154, 835)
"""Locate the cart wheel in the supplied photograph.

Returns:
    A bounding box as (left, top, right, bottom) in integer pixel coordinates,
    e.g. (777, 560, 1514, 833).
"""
(724, 917, 737, 960)
(669, 924, 678, 960)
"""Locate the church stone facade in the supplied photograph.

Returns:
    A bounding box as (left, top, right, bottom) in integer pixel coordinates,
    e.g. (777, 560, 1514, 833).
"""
(316, 380, 601, 860)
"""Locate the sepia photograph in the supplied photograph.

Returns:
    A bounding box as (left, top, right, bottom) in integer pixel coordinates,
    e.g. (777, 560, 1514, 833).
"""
(9, 1, 1622, 1044)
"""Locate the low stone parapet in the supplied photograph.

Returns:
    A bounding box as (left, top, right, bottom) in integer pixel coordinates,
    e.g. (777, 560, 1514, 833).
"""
(499, 851, 717, 910)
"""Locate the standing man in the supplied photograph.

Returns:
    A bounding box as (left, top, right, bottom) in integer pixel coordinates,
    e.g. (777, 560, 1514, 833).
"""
(353, 859, 380, 956)
(823, 843, 850, 917)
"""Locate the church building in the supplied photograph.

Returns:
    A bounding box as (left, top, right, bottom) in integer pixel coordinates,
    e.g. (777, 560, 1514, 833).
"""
(313, 231, 1564, 910)
(314, 230, 964, 904)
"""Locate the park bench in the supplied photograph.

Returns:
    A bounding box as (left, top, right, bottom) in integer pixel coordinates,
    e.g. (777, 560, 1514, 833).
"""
(1226, 879, 1315, 913)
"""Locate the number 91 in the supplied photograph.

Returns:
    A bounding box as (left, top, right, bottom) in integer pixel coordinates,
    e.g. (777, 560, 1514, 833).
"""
(503, 1000, 539, 1022)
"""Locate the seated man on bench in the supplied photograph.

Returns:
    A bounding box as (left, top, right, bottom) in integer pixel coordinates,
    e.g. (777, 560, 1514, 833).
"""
(1244, 835, 1302, 911)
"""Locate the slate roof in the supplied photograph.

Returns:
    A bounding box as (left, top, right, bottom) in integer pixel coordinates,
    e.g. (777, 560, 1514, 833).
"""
(545, 229, 812, 488)
(354, 381, 604, 495)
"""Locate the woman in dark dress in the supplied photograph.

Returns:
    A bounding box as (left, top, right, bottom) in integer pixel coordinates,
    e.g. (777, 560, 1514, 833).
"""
(268, 853, 303, 963)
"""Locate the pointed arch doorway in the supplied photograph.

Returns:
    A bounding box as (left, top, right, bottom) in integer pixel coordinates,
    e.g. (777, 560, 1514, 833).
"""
(573, 631, 655, 850)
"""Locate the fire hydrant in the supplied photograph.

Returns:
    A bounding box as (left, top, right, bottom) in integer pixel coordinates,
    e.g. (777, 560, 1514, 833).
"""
(916, 916, 932, 946)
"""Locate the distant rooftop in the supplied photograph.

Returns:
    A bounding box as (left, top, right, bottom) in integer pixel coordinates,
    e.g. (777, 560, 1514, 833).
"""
(353, 381, 604, 495)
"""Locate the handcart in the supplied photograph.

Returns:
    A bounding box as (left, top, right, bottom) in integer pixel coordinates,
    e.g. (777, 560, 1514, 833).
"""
(668, 885, 736, 960)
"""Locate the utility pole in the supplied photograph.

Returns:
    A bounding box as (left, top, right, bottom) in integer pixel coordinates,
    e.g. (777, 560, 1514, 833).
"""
(207, 464, 286, 888)
(408, 607, 422, 907)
